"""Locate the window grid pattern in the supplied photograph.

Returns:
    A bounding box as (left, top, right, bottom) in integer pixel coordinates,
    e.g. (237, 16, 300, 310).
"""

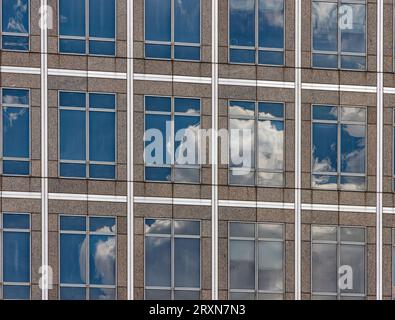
(144, 219, 201, 300)
(144, 0, 201, 61)
(311, 0, 367, 70)
(144, 96, 201, 184)
(229, 0, 285, 66)
(311, 105, 367, 191)
(311, 225, 366, 300)
(228, 222, 285, 300)
(228, 100, 285, 187)
(58, 0, 116, 56)
(0, 213, 31, 300)
(1, 88, 30, 176)
(0, 0, 30, 51)
(59, 215, 117, 300)
(59, 91, 116, 180)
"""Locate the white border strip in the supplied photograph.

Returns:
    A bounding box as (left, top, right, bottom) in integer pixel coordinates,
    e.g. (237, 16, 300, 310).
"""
(40, 0, 49, 301)
(220, 200, 294, 210)
(1, 191, 41, 199)
(212, 0, 219, 300)
(0, 66, 41, 74)
(294, 0, 302, 301)
(302, 83, 376, 93)
(48, 193, 127, 203)
(376, 0, 384, 300)
(48, 68, 127, 80)
(127, 0, 134, 300)
(134, 197, 211, 206)
(134, 73, 211, 84)
(302, 203, 376, 213)
(219, 78, 295, 89)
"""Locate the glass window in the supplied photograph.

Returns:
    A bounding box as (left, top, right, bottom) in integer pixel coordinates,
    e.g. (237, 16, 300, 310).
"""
(145, 0, 200, 61)
(1, 0, 29, 51)
(311, 225, 366, 300)
(144, 219, 201, 300)
(1, 88, 30, 176)
(59, 91, 116, 180)
(229, 101, 284, 187)
(59, 0, 116, 56)
(312, 105, 366, 191)
(1, 213, 31, 300)
(59, 215, 116, 300)
(229, 0, 284, 65)
(312, 0, 366, 70)
(229, 222, 284, 300)
(144, 96, 201, 183)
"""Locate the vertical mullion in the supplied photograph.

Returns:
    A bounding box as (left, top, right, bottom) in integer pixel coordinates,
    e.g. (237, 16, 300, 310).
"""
(337, 1, 341, 69)
(86, 217, 89, 300)
(255, 0, 259, 64)
(86, 0, 89, 54)
(86, 94, 89, 178)
(255, 224, 259, 300)
(171, 0, 174, 59)
(0, 89, 3, 174)
(338, 108, 341, 188)
(337, 228, 340, 300)
(171, 222, 175, 300)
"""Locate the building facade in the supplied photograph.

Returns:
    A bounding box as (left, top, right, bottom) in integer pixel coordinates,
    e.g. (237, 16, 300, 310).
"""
(0, 0, 393, 300)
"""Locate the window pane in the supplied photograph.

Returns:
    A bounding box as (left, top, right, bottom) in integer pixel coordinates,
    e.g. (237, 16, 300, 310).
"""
(60, 163, 86, 178)
(60, 234, 87, 284)
(89, 111, 115, 162)
(229, 0, 255, 47)
(89, 40, 115, 56)
(229, 292, 255, 300)
(229, 101, 255, 117)
(312, 2, 337, 52)
(258, 102, 284, 119)
(3, 213, 30, 229)
(312, 226, 337, 242)
(174, 167, 200, 183)
(312, 123, 338, 173)
(145, 44, 171, 59)
(229, 222, 255, 238)
(89, 164, 115, 179)
(340, 124, 365, 174)
(3, 160, 29, 175)
(59, 92, 86, 108)
(145, 219, 171, 235)
(340, 227, 365, 243)
(59, 0, 86, 37)
(312, 53, 338, 69)
(145, 114, 171, 167)
(258, 224, 283, 239)
(174, 290, 200, 300)
(229, 118, 255, 168)
(174, 45, 200, 61)
(60, 216, 86, 231)
(312, 243, 337, 294)
(229, 168, 255, 186)
(60, 110, 86, 161)
(257, 120, 283, 171)
(89, 0, 115, 38)
(3, 107, 29, 158)
(174, 115, 200, 166)
(145, 289, 171, 300)
(229, 48, 255, 63)
(145, 96, 171, 113)
(3, 285, 30, 300)
(60, 287, 86, 300)
(89, 217, 116, 233)
(174, 238, 200, 288)
(145, 167, 172, 182)
(257, 171, 283, 187)
(89, 288, 116, 300)
(258, 293, 283, 300)
(2, 0, 29, 34)
(89, 94, 116, 110)
(3, 232, 30, 283)
(312, 175, 337, 190)
(258, 50, 283, 65)
(312, 105, 337, 121)
(89, 235, 116, 286)
(341, 4, 366, 54)
(59, 39, 86, 54)
(174, 0, 200, 44)
(340, 245, 365, 295)
(2, 35, 29, 50)
(145, 237, 171, 287)
(258, 241, 283, 292)
(229, 240, 255, 290)
(258, 0, 284, 49)
(174, 220, 200, 236)
(341, 107, 366, 123)
(340, 176, 365, 191)
(175, 98, 200, 114)
(145, 0, 171, 41)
